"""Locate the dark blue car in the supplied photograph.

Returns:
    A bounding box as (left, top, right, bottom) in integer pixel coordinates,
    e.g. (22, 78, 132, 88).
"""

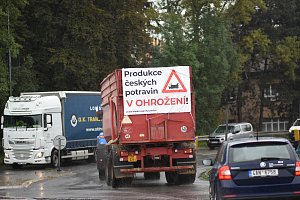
(203, 137, 300, 199)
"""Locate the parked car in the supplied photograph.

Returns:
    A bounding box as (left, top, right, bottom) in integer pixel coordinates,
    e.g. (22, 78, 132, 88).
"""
(207, 122, 253, 149)
(203, 137, 300, 200)
(289, 119, 300, 148)
(289, 118, 300, 134)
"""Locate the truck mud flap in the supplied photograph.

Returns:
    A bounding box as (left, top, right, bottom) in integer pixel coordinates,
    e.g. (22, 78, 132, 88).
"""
(120, 165, 194, 173)
(113, 164, 134, 178)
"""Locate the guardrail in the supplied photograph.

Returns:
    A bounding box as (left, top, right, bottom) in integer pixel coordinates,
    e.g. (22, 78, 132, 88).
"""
(195, 131, 290, 148)
(195, 131, 290, 142)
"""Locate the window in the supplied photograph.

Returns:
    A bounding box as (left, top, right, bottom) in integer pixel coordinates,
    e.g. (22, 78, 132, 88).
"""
(230, 142, 292, 163)
(262, 119, 289, 132)
(4, 115, 42, 129)
(264, 85, 278, 101)
(241, 124, 252, 132)
(293, 119, 300, 126)
(234, 126, 241, 133)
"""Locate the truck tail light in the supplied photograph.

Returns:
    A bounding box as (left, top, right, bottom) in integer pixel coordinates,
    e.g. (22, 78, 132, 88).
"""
(295, 162, 300, 176)
(120, 151, 128, 157)
(218, 165, 232, 180)
(184, 148, 193, 154)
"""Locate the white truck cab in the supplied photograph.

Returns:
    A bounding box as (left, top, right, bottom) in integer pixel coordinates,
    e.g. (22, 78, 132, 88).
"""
(1, 95, 62, 168)
(1, 91, 102, 169)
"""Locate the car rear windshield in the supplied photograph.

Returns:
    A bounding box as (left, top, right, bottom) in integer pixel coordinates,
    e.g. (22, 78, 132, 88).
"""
(229, 142, 293, 163)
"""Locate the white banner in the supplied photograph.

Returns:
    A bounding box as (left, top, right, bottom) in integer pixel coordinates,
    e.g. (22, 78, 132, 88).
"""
(122, 66, 191, 115)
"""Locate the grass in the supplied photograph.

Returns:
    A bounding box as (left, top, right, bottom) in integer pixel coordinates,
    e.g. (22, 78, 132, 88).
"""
(199, 169, 210, 181)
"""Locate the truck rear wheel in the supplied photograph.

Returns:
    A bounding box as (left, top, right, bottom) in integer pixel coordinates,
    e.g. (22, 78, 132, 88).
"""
(179, 174, 196, 184)
(179, 162, 196, 184)
(99, 170, 105, 180)
(105, 157, 120, 188)
(105, 158, 112, 186)
(165, 172, 180, 185)
(51, 150, 59, 168)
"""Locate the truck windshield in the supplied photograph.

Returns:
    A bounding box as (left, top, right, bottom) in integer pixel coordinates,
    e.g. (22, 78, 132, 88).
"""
(4, 115, 42, 129)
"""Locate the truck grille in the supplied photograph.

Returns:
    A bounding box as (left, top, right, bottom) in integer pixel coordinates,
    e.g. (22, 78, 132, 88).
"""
(12, 148, 33, 160)
(9, 139, 35, 160)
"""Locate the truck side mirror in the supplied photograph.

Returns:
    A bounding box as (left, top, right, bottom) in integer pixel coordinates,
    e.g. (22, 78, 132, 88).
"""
(1, 116, 3, 130)
(44, 114, 52, 130)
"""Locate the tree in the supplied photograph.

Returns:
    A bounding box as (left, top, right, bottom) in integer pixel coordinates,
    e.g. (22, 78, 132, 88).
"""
(153, 0, 241, 134)
(0, 0, 28, 107)
(22, 0, 153, 91)
(230, 0, 300, 128)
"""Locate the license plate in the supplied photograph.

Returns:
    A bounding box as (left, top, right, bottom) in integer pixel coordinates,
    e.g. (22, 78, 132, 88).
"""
(249, 169, 278, 177)
(128, 155, 137, 162)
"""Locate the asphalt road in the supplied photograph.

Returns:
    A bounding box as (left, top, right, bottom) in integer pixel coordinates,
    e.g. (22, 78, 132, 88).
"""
(0, 148, 217, 200)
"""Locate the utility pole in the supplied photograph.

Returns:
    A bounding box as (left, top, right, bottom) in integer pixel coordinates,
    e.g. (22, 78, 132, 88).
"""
(225, 103, 229, 141)
(7, 8, 12, 96)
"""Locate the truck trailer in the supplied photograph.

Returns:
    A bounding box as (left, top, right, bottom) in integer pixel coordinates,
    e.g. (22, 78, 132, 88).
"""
(96, 66, 196, 187)
(1, 91, 102, 168)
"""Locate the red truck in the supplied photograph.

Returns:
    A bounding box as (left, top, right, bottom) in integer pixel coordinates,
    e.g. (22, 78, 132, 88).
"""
(96, 66, 196, 187)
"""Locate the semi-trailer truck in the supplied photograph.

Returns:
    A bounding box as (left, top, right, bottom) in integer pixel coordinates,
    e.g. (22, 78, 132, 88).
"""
(96, 66, 196, 187)
(1, 91, 102, 168)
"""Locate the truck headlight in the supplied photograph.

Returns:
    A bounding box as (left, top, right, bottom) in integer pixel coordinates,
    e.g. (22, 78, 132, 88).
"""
(5, 153, 10, 159)
(35, 152, 44, 159)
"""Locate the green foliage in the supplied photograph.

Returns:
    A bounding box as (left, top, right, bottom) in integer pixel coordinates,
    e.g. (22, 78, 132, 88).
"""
(153, 1, 241, 134)
(0, 58, 8, 110)
(229, 0, 300, 127)
(21, 0, 153, 91)
(275, 36, 300, 81)
(0, 0, 28, 108)
(226, 0, 266, 24)
(195, 13, 241, 134)
(13, 55, 38, 94)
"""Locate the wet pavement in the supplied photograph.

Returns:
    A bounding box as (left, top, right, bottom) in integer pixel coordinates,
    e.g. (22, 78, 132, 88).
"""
(0, 164, 74, 190)
(0, 148, 216, 189)
(0, 148, 217, 199)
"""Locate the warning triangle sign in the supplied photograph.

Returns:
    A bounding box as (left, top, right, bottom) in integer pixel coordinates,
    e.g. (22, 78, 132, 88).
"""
(162, 70, 187, 93)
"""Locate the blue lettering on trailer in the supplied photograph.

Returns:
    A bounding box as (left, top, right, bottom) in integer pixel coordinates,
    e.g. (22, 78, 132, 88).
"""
(64, 93, 102, 149)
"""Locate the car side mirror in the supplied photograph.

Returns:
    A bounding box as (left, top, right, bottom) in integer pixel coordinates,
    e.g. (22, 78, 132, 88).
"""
(202, 159, 213, 166)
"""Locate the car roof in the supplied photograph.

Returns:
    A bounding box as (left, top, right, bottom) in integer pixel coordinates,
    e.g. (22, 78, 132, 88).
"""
(219, 122, 252, 126)
(224, 137, 290, 147)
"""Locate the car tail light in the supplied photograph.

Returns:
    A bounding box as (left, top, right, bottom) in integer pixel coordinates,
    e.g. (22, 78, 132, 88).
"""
(295, 162, 300, 176)
(120, 151, 128, 157)
(184, 148, 193, 154)
(218, 165, 232, 180)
